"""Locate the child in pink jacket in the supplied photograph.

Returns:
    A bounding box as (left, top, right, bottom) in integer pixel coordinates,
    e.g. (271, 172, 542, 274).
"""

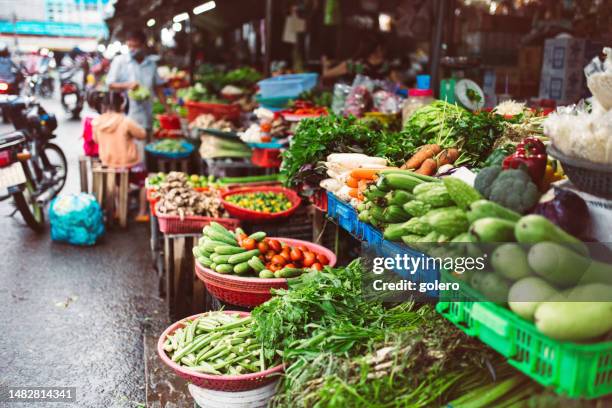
(92, 92, 148, 221)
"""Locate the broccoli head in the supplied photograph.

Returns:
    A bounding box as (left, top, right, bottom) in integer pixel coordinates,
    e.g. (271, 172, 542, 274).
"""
(474, 166, 502, 198)
(488, 169, 540, 213)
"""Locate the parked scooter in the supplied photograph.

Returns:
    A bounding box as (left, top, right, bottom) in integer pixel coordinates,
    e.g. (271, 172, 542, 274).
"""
(59, 67, 84, 119)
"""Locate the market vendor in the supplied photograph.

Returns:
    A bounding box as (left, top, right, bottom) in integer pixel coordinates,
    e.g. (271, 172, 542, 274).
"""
(321, 35, 401, 84)
(107, 30, 169, 137)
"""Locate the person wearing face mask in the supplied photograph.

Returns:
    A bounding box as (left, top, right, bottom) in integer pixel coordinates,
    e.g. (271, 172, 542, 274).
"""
(106, 30, 168, 138)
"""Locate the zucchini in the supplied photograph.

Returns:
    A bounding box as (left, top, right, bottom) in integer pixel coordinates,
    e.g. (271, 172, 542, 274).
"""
(259, 269, 275, 278)
(369, 205, 386, 223)
(375, 176, 391, 192)
(215, 263, 234, 274)
(467, 200, 521, 223)
(197, 256, 213, 267)
(208, 222, 234, 239)
(363, 185, 387, 200)
(383, 205, 411, 223)
(515, 215, 588, 256)
(384, 223, 410, 241)
(403, 200, 431, 217)
(248, 231, 267, 242)
(233, 261, 252, 275)
(382, 173, 423, 192)
(443, 177, 482, 210)
(209, 262, 217, 270)
(214, 245, 246, 255)
(247, 256, 266, 272)
(385, 190, 415, 206)
(228, 249, 261, 265)
(470, 217, 516, 242)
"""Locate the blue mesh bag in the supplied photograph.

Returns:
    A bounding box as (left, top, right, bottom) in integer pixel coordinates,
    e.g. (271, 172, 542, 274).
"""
(50, 193, 105, 246)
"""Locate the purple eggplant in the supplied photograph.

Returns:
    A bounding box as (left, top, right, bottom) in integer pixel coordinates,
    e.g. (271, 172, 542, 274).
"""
(533, 189, 590, 238)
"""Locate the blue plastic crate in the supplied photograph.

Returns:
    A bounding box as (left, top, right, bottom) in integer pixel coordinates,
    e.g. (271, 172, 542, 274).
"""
(326, 192, 360, 238)
(257, 73, 318, 99)
(361, 222, 383, 247)
(145, 140, 194, 159)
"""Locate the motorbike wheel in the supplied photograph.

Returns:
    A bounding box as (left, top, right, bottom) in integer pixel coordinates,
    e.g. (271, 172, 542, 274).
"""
(42, 143, 68, 197)
(13, 180, 45, 232)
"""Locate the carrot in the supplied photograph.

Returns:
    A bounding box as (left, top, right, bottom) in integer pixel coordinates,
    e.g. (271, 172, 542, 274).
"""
(350, 168, 381, 180)
(402, 144, 442, 169)
(346, 176, 359, 188)
(415, 158, 437, 176)
(348, 188, 359, 199)
(435, 148, 460, 167)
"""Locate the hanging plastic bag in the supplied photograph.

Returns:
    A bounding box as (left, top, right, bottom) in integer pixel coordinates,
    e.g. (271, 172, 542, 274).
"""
(50, 193, 105, 246)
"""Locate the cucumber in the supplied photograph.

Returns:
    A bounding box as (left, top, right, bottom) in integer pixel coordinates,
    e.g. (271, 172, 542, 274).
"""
(192, 246, 202, 257)
(382, 173, 423, 192)
(514, 215, 588, 256)
(247, 256, 266, 272)
(363, 185, 387, 200)
(214, 245, 246, 255)
(203, 240, 229, 253)
(234, 227, 246, 238)
(528, 242, 612, 287)
(401, 234, 422, 245)
(205, 229, 238, 246)
(384, 223, 409, 241)
(259, 269, 275, 278)
(383, 205, 411, 223)
(413, 182, 442, 196)
(369, 205, 386, 223)
(208, 222, 234, 239)
(197, 256, 213, 267)
(381, 169, 438, 183)
(211, 254, 232, 264)
(209, 262, 217, 270)
(215, 264, 234, 274)
(228, 249, 261, 265)
(375, 176, 391, 192)
(248, 232, 266, 242)
(233, 261, 251, 275)
(275, 267, 303, 278)
(470, 217, 516, 242)
(467, 200, 521, 223)
(443, 177, 482, 210)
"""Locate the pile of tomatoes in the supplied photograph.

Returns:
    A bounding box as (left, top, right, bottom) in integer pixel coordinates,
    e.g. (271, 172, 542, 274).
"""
(238, 233, 330, 273)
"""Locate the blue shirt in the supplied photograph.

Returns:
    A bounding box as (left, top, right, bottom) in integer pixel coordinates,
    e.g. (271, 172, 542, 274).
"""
(106, 54, 164, 129)
(0, 56, 16, 82)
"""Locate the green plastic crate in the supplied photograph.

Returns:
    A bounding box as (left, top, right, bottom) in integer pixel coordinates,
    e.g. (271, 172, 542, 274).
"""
(436, 272, 612, 399)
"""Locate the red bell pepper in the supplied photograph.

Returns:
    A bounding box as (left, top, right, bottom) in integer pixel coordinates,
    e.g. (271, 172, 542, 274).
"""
(502, 137, 547, 185)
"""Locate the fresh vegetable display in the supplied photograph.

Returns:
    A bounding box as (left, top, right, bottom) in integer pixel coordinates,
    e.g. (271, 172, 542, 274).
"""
(188, 114, 235, 132)
(474, 165, 541, 214)
(502, 136, 547, 185)
(162, 311, 280, 375)
(152, 172, 226, 217)
(225, 192, 293, 214)
(193, 223, 331, 278)
(149, 138, 189, 153)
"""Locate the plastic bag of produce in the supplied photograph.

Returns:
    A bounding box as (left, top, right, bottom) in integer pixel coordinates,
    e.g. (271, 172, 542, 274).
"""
(50, 193, 105, 246)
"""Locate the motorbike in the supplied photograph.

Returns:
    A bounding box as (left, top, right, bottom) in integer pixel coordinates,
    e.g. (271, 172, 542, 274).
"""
(0, 95, 67, 231)
(59, 67, 84, 119)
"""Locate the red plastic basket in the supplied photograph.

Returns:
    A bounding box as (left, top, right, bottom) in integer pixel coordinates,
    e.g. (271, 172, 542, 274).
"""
(185, 100, 241, 123)
(251, 148, 282, 168)
(156, 212, 240, 234)
(157, 114, 181, 130)
(195, 237, 337, 307)
(310, 189, 328, 212)
(157, 311, 284, 391)
(221, 187, 302, 222)
(146, 188, 159, 216)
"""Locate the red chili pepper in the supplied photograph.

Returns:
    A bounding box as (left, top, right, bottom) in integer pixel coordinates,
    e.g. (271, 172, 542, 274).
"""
(502, 137, 547, 185)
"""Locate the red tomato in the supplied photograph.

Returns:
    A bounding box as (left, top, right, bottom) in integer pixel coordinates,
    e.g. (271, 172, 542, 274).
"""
(302, 251, 315, 267)
(268, 239, 282, 252)
(271, 255, 286, 266)
(298, 245, 308, 252)
(265, 250, 276, 261)
(258, 241, 269, 253)
(311, 262, 323, 271)
(316, 253, 329, 265)
(242, 238, 256, 250)
(290, 248, 303, 262)
(285, 263, 296, 269)
(258, 255, 266, 261)
(280, 247, 291, 261)
(268, 264, 280, 272)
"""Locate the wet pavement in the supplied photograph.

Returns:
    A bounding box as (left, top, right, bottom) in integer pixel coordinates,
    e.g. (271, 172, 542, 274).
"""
(0, 98, 165, 407)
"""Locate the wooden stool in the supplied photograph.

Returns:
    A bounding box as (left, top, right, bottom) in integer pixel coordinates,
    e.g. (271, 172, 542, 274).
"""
(92, 165, 129, 228)
(156, 157, 190, 173)
(163, 233, 216, 320)
(78, 156, 100, 194)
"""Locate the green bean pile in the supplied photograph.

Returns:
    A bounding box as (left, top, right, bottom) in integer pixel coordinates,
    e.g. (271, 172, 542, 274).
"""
(163, 312, 280, 375)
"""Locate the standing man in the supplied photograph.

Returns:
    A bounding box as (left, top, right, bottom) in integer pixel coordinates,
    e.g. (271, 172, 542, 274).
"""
(107, 30, 168, 137)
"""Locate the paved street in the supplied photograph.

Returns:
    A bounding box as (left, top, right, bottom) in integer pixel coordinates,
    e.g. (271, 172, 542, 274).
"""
(0, 97, 164, 408)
